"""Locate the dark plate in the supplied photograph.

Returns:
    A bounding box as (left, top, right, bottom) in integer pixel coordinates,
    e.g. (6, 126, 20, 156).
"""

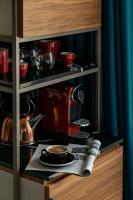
(39, 153, 75, 167)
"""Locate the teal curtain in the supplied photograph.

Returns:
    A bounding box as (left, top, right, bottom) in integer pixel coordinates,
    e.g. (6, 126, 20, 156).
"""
(102, 1, 133, 199)
(122, 1, 133, 199)
(102, 1, 124, 137)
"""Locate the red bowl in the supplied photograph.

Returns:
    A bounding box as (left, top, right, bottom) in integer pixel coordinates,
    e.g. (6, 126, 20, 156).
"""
(60, 52, 76, 66)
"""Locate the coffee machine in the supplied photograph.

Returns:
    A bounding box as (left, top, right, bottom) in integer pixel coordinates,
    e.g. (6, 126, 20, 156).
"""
(38, 83, 92, 142)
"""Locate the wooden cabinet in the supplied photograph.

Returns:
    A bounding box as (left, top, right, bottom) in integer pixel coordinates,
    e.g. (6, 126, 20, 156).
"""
(0, 0, 101, 37)
(45, 146, 123, 200)
(19, 0, 101, 37)
(0, 146, 123, 200)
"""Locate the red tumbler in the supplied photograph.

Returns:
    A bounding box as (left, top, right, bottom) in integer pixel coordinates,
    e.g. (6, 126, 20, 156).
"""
(20, 62, 28, 78)
(0, 48, 9, 74)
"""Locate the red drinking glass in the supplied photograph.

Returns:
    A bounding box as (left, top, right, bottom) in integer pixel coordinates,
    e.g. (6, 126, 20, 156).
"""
(20, 62, 28, 78)
(0, 48, 9, 74)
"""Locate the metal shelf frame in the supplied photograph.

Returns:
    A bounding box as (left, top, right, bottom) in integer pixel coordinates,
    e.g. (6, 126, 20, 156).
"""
(19, 67, 99, 93)
(0, 0, 101, 199)
(0, 67, 99, 94)
(12, 1, 20, 200)
(0, 85, 13, 93)
(19, 27, 100, 43)
(95, 30, 101, 131)
(0, 27, 100, 44)
(0, 35, 13, 43)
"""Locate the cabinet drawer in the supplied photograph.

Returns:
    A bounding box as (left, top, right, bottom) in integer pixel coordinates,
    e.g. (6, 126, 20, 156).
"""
(46, 146, 123, 200)
(19, 0, 101, 37)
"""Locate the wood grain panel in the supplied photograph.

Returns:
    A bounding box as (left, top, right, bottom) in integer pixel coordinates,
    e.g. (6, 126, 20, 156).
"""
(20, 0, 101, 37)
(46, 146, 123, 200)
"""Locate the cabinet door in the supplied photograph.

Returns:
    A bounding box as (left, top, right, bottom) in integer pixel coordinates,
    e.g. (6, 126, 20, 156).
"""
(19, 0, 101, 37)
(46, 146, 123, 200)
(0, 0, 12, 36)
(0, 168, 45, 200)
(20, 178, 45, 200)
(0, 169, 13, 200)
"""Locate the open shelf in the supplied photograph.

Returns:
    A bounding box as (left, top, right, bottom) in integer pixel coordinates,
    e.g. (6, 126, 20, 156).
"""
(19, 64, 98, 93)
(0, 64, 98, 93)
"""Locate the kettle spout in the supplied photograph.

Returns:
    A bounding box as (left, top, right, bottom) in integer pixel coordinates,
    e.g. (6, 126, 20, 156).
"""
(30, 113, 44, 132)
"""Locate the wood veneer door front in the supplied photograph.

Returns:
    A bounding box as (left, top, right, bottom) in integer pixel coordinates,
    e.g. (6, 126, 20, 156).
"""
(46, 146, 123, 200)
(19, 0, 101, 37)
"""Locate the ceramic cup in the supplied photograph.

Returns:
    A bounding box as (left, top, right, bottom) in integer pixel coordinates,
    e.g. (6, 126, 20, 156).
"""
(60, 52, 76, 66)
(41, 145, 69, 160)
